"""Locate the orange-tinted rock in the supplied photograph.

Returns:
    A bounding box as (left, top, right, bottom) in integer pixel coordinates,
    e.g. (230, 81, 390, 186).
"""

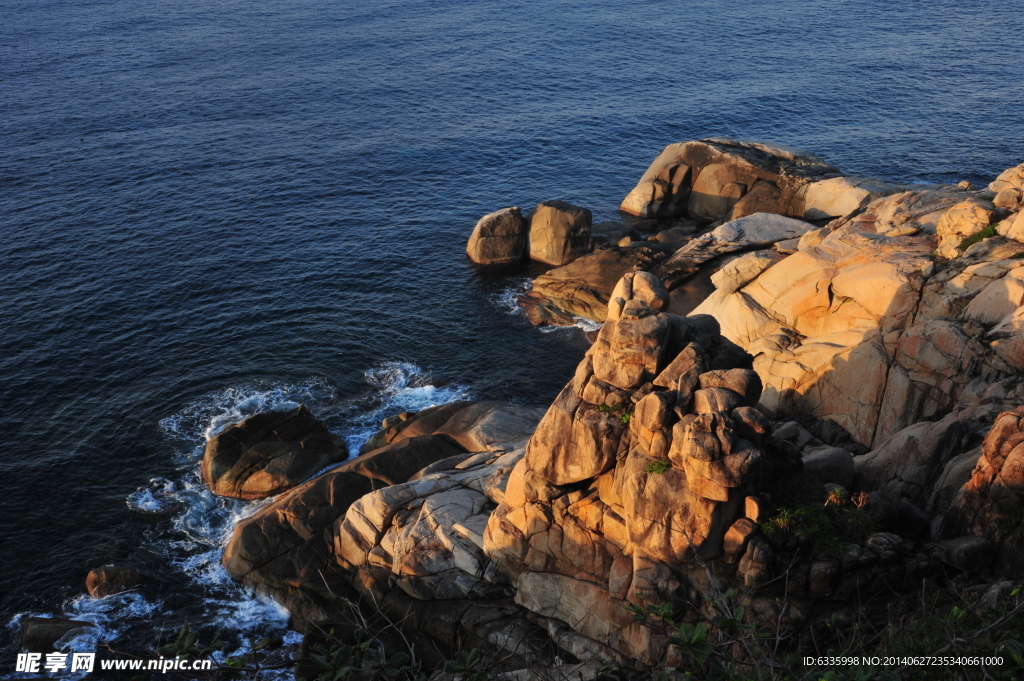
(85, 566, 142, 599)
(202, 405, 347, 500)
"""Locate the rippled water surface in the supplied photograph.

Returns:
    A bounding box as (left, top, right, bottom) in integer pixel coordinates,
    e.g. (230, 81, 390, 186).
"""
(2, 0, 1023, 665)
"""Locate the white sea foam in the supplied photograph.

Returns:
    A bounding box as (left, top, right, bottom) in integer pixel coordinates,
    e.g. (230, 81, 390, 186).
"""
(492, 277, 532, 317)
(539, 316, 602, 334)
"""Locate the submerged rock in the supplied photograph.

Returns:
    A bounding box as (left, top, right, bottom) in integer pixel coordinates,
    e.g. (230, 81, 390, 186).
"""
(21, 617, 98, 653)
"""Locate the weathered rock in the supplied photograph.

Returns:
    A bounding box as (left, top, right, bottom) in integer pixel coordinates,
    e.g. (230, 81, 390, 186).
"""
(798, 176, 899, 220)
(340, 435, 465, 488)
(223, 469, 373, 625)
(737, 536, 773, 588)
(927, 447, 982, 515)
(854, 411, 975, 507)
(591, 303, 671, 391)
(529, 201, 593, 266)
(434, 402, 546, 452)
(723, 518, 758, 561)
(690, 220, 1016, 447)
(692, 387, 744, 414)
(85, 566, 143, 599)
(946, 408, 1024, 575)
(524, 384, 623, 486)
(201, 405, 347, 500)
(21, 617, 99, 653)
(698, 368, 762, 407)
(620, 138, 840, 221)
(653, 212, 817, 290)
(994, 187, 1023, 211)
(466, 207, 528, 265)
(362, 401, 478, 454)
(484, 273, 788, 665)
(936, 199, 997, 259)
(831, 189, 967, 238)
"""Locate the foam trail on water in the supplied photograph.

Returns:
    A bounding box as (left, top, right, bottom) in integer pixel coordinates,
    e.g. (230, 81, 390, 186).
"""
(340, 361, 470, 454)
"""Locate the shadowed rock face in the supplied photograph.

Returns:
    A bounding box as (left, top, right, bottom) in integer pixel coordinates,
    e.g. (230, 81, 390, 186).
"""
(947, 407, 1024, 576)
(201, 405, 348, 500)
(466, 207, 528, 265)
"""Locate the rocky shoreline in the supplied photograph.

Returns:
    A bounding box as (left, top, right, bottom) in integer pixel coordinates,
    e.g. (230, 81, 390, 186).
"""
(44, 139, 1024, 678)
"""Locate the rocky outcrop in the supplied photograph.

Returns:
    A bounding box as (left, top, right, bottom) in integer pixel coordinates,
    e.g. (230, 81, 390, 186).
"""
(481, 273, 796, 666)
(201, 405, 347, 500)
(528, 201, 593, 267)
(689, 176, 1024, 448)
(619, 138, 843, 222)
(466, 207, 529, 265)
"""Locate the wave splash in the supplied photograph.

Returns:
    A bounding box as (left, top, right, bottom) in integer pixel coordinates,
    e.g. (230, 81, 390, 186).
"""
(6, 365, 465, 674)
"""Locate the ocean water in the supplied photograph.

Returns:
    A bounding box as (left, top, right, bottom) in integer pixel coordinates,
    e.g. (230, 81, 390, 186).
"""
(3, 0, 1023, 668)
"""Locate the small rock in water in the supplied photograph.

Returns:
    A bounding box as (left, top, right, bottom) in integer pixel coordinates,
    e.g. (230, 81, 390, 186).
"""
(86, 565, 143, 599)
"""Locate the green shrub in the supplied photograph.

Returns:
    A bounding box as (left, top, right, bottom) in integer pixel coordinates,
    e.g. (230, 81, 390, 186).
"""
(959, 223, 999, 251)
(645, 460, 671, 475)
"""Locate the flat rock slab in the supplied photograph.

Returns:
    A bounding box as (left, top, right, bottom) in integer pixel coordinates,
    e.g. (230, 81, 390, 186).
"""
(202, 405, 347, 500)
(653, 213, 815, 290)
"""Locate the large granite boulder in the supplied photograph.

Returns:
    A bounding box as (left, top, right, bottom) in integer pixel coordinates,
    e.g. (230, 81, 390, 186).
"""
(528, 200, 594, 266)
(619, 138, 841, 222)
(201, 405, 347, 500)
(989, 163, 1024, 195)
(466, 207, 529, 265)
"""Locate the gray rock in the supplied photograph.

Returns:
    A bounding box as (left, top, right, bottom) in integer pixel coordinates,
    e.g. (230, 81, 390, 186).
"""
(802, 445, 855, 488)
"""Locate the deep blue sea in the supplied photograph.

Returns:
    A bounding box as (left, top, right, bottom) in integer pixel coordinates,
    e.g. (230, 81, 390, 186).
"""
(3, 0, 1023, 671)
